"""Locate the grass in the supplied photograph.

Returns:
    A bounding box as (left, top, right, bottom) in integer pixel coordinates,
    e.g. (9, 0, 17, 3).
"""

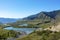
(16, 30, 60, 40)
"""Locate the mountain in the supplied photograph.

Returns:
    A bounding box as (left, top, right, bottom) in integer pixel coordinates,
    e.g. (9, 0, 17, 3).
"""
(0, 18, 19, 24)
(9, 10, 60, 28)
(23, 10, 60, 22)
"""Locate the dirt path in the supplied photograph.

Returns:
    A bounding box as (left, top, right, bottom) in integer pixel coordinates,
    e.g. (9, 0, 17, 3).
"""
(44, 24, 60, 32)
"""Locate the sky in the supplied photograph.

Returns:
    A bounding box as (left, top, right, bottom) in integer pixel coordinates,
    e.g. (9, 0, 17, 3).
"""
(0, 0, 60, 18)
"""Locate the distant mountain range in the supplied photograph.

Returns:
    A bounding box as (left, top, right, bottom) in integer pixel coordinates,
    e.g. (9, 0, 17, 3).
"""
(0, 18, 19, 24)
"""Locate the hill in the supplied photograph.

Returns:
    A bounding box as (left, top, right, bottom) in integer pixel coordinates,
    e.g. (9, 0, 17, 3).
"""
(23, 10, 60, 22)
(9, 10, 60, 28)
(17, 30, 60, 40)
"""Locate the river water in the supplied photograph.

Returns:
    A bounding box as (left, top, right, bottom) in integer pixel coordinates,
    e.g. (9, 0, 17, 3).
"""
(4, 27, 36, 34)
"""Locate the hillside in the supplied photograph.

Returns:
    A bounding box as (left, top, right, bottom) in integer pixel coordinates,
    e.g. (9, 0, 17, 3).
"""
(17, 30, 60, 40)
(10, 10, 60, 28)
(23, 10, 60, 21)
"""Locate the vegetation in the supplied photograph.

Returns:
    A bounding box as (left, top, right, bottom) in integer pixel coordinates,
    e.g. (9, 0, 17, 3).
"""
(17, 30, 60, 40)
(0, 10, 60, 40)
(0, 27, 21, 40)
(8, 19, 54, 28)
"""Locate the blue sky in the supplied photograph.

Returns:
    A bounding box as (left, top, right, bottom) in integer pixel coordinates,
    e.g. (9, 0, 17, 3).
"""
(0, 0, 60, 18)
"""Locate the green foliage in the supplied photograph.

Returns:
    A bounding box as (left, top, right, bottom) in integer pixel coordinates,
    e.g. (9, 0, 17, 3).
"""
(0, 27, 21, 40)
(17, 30, 60, 40)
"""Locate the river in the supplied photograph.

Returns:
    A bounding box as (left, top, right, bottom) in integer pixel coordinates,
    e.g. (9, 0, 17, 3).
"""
(4, 27, 36, 34)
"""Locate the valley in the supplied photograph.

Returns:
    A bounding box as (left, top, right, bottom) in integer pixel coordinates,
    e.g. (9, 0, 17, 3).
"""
(0, 10, 60, 40)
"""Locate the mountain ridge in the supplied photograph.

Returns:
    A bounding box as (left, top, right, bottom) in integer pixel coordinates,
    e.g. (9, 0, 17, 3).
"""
(22, 10, 60, 21)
